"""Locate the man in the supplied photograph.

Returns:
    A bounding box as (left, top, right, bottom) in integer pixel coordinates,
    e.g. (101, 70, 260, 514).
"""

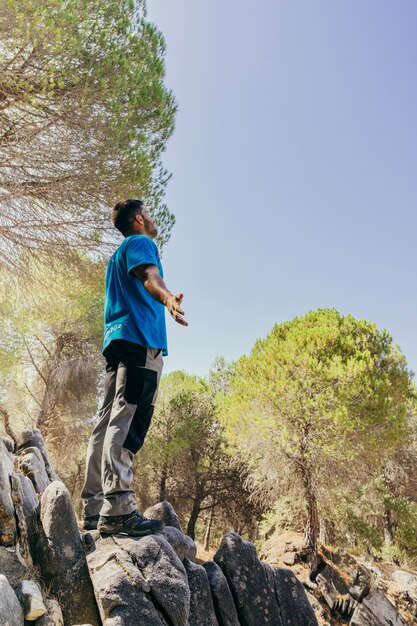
(81, 198, 187, 536)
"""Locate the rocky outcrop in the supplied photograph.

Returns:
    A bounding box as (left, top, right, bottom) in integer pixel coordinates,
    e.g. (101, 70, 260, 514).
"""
(350, 587, 409, 626)
(0, 573, 24, 625)
(184, 557, 218, 626)
(35, 481, 100, 626)
(16, 446, 51, 493)
(144, 500, 183, 531)
(214, 532, 284, 625)
(203, 561, 240, 626)
(17, 429, 60, 483)
(274, 566, 319, 626)
(87, 534, 185, 626)
(0, 430, 97, 626)
(0, 438, 16, 545)
(2, 429, 412, 626)
(260, 530, 416, 625)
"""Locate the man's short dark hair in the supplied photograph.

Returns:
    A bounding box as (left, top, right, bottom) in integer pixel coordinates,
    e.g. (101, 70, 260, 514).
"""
(112, 199, 144, 235)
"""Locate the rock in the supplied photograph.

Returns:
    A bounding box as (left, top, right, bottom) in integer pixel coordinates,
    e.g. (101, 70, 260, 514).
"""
(87, 536, 155, 625)
(12, 472, 39, 560)
(0, 573, 24, 625)
(214, 532, 282, 626)
(144, 500, 183, 531)
(87, 533, 189, 626)
(316, 564, 350, 611)
(14, 472, 39, 525)
(348, 565, 374, 602)
(0, 438, 16, 545)
(282, 551, 297, 565)
(16, 429, 60, 482)
(16, 447, 50, 494)
(36, 481, 100, 626)
(2, 436, 14, 453)
(307, 591, 327, 622)
(0, 546, 27, 587)
(273, 567, 318, 626)
(183, 557, 218, 626)
(392, 569, 417, 600)
(15, 579, 47, 620)
(10, 473, 32, 565)
(202, 561, 239, 626)
(160, 525, 196, 561)
(259, 531, 305, 564)
(127, 533, 190, 626)
(350, 588, 409, 626)
(35, 598, 64, 626)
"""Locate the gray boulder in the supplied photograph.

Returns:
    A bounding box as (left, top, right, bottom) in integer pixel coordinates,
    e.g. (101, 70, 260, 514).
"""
(128, 533, 190, 625)
(202, 561, 239, 626)
(392, 569, 417, 612)
(87, 536, 156, 625)
(35, 598, 64, 626)
(10, 473, 33, 565)
(316, 563, 352, 613)
(160, 525, 196, 561)
(36, 481, 100, 626)
(282, 551, 297, 565)
(350, 588, 409, 626)
(392, 569, 417, 594)
(12, 472, 39, 559)
(17, 447, 50, 494)
(15, 579, 47, 620)
(17, 429, 60, 482)
(184, 557, 219, 626)
(348, 565, 374, 602)
(0, 574, 24, 625)
(0, 438, 16, 546)
(87, 533, 189, 626)
(273, 566, 318, 626)
(144, 501, 183, 531)
(214, 532, 282, 626)
(0, 546, 27, 587)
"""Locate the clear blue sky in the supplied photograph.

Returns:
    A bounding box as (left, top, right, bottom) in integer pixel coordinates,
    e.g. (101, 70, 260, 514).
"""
(147, 0, 417, 379)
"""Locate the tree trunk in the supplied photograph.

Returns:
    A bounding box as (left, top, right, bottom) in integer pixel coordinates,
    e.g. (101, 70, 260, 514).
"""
(300, 460, 319, 570)
(159, 463, 168, 502)
(319, 518, 335, 546)
(383, 506, 394, 546)
(187, 490, 204, 540)
(203, 505, 214, 551)
(37, 335, 66, 440)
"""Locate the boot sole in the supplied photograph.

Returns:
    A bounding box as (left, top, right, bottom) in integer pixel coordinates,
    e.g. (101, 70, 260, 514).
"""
(98, 524, 164, 536)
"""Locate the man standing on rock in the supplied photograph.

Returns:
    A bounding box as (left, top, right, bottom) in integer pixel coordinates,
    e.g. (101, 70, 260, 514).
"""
(81, 199, 187, 535)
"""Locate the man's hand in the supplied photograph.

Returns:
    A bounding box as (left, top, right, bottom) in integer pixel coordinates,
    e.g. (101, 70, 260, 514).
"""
(133, 265, 188, 326)
(165, 293, 188, 326)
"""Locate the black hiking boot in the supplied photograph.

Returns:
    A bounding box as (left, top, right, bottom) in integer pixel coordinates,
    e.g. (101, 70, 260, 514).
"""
(97, 511, 165, 536)
(83, 514, 100, 531)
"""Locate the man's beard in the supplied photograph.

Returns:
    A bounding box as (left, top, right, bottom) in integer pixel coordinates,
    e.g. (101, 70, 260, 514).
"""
(144, 216, 158, 238)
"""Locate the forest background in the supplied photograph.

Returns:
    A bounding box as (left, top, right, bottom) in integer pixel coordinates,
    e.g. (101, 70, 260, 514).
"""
(0, 0, 416, 569)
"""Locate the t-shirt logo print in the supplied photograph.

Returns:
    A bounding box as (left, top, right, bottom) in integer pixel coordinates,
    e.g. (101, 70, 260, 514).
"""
(104, 323, 122, 339)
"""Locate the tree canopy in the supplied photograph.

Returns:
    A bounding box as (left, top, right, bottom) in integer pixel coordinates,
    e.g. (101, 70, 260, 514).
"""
(0, 0, 176, 269)
(222, 308, 415, 562)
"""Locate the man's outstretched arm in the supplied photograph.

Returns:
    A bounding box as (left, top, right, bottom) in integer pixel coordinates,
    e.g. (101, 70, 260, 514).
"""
(132, 264, 188, 326)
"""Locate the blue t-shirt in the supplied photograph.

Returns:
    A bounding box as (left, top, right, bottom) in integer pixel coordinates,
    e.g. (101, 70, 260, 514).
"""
(103, 235, 168, 355)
